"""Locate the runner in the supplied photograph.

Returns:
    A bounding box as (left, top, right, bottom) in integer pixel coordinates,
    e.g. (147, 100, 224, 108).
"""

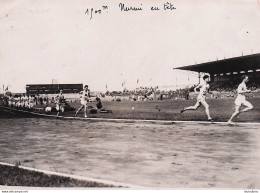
(228, 75, 253, 124)
(180, 75, 212, 121)
(56, 90, 65, 116)
(75, 85, 90, 118)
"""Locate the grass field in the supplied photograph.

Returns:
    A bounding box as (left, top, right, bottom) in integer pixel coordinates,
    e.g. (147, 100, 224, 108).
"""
(67, 97, 260, 122)
(1, 95, 259, 122)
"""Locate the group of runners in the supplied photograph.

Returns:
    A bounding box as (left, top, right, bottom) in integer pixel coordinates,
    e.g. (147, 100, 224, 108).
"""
(53, 85, 104, 117)
(54, 86, 92, 117)
(180, 74, 254, 124)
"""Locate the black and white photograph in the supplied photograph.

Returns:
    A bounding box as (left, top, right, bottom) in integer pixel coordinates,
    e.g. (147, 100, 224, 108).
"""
(0, 0, 260, 192)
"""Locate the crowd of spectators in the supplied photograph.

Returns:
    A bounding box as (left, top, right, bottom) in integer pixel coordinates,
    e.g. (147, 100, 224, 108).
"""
(210, 77, 260, 93)
(2, 77, 260, 106)
(104, 85, 197, 101)
(2, 93, 63, 108)
(104, 77, 260, 101)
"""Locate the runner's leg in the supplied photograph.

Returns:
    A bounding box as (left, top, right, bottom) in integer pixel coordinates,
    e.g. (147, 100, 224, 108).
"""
(228, 105, 240, 123)
(201, 100, 212, 120)
(184, 101, 200, 111)
(84, 104, 87, 118)
(240, 100, 253, 113)
(75, 105, 83, 117)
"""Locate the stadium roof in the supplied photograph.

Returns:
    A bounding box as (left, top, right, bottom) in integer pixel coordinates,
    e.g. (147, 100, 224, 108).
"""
(174, 53, 260, 74)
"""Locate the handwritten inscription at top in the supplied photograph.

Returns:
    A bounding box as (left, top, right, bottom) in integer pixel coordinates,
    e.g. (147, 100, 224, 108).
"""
(164, 2, 176, 10)
(85, 6, 108, 20)
(85, 2, 176, 20)
(119, 3, 143, 11)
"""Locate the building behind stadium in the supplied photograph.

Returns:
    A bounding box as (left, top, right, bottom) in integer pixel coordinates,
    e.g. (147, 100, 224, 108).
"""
(26, 84, 83, 99)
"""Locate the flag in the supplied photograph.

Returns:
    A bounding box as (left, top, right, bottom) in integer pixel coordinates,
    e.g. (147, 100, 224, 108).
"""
(137, 79, 139, 84)
(5, 86, 8, 91)
(52, 79, 58, 84)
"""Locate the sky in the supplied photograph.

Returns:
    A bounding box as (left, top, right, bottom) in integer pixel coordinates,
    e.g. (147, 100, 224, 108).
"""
(1, 0, 260, 92)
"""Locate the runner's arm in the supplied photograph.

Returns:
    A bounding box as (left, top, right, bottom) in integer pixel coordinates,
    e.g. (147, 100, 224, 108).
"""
(194, 84, 202, 93)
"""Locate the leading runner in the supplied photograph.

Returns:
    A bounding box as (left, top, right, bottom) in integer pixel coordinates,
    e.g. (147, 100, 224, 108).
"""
(181, 75, 212, 121)
(228, 75, 253, 124)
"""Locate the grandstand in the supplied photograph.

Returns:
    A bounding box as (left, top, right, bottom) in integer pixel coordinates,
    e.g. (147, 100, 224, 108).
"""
(174, 53, 260, 92)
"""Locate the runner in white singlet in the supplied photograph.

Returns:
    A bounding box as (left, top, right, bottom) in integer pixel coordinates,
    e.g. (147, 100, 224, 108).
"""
(55, 90, 65, 116)
(75, 85, 90, 118)
(181, 75, 212, 121)
(228, 75, 253, 124)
